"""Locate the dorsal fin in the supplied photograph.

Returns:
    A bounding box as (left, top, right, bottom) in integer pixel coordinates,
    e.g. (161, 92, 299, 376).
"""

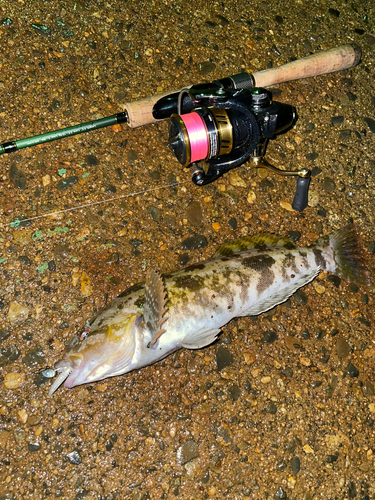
(144, 270, 168, 349)
(213, 233, 295, 257)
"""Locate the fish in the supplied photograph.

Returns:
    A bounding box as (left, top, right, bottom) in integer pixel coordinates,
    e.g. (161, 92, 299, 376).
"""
(49, 224, 369, 396)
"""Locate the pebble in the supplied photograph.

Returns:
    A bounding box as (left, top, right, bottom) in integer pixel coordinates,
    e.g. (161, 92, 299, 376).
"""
(57, 176, 78, 191)
(229, 170, 247, 187)
(227, 385, 241, 401)
(4, 372, 25, 389)
(0, 346, 20, 367)
(262, 331, 278, 343)
(186, 201, 203, 226)
(178, 253, 189, 266)
(303, 444, 314, 454)
(7, 301, 29, 325)
(303, 39, 312, 52)
(328, 8, 340, 17)
(327, 275, 341, 287)
(22, 348, 45, 368)
(0, 329, 9, 347)
(364, 117, 375, 133)
(274, 486, 287, 499)
(0, 430, 10, 448)
(326, 452, 339, 463)
(280, 200, 293, 211)
(314, 283, 326, 294)
(148, 170, 160, 180)
(28, 442, 41, 452)
(181, 235, 208, 250)
(363, 381, 374, 396)
(34, 372, 49, 388)
(147, 206, 161, 222)
(18, 409, 28, 424)
(336, 337, 351, 358)
(346, 362, 359, 377)
(216, 346, 234, 371)
(128, 150, 139, 163)
(85, 154, 99, 166)
(347, 482, 357, 498)
(331, 116, 344, 124)
(291, 456, 300, 474)
(247, 190, 257, 204)
(243, 350, 256, 365)
(48, 260, 56, 272)
(81, 271, 93, 297)
(306, 152, 318, 161)
(105, 185, 116, 194)
(294, 290, 308, 304)
(228, 218, 237, 229)
(177, 439, 199, 465)
(14, 428, 25, 443)
(18, 255, 31, 266)
(9, 164, 27, 190)
(322, 177, 336, 192)
(199, 61, 216, 75)
(309, 190, 320, 207)
(287, 230, 301, 241)
(266, 402, 277, 414)
(67, 450, 82, 465)
(54, 243, 70, 257)
(327, 375, 338, 397)
(106, 253, 119, 264)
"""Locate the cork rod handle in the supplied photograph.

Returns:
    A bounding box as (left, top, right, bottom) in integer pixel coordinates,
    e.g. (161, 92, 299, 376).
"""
(252, 44, 361, 87)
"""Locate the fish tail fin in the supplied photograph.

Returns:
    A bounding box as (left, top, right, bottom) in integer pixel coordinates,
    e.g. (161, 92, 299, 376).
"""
(314, 225, 370, 285)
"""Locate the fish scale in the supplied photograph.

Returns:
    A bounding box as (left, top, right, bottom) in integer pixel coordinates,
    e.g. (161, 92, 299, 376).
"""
(49, 224, 369, 395)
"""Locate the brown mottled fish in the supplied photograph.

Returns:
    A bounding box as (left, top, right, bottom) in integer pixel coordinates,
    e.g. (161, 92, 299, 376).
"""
(49, 225, 369, 395)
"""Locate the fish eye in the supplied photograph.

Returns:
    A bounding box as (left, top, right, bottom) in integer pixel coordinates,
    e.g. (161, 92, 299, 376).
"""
(78, 328, 90, 341)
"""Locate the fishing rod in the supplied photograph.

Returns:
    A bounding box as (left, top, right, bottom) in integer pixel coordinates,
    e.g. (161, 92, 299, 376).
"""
(0, 44, 361, 211)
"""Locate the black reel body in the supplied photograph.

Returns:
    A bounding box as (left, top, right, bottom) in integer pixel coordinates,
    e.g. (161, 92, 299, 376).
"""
(165, 86, 310, 211)
(168, 87, 295, 182)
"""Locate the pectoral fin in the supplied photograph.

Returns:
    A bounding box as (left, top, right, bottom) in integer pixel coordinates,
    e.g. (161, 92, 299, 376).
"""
(144, 269, 168, 349)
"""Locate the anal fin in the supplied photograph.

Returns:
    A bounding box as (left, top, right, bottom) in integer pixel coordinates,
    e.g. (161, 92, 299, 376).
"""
(144, 270, 168, 349)
(180, 327, 221, 349)
(241, 267, 320, 317)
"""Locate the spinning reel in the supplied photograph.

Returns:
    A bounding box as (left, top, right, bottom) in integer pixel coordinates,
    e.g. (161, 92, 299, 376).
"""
(167, 86, 311, 211)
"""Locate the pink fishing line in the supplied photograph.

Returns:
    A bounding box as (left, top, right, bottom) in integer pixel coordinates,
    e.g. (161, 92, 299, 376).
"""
(180, 112, 208, 162)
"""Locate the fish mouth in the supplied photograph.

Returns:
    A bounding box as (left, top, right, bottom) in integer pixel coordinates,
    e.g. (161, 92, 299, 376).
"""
(48, 355, 84, 396)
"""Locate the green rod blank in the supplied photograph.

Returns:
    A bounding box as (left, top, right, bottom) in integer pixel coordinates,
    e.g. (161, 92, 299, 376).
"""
(0, 112, 128, 155)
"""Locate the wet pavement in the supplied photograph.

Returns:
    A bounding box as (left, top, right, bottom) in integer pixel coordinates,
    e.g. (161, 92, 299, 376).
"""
(0, 1, 375, 499)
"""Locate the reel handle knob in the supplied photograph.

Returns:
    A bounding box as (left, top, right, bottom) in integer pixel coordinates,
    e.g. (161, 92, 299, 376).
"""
(292, 176, 311, 212)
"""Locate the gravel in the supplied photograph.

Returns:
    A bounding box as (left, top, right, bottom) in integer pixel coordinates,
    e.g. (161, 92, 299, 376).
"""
(0, 1, 374, 498)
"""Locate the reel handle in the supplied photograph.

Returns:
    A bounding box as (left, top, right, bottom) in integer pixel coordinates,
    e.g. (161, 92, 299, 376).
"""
(124, 44, 361, 128)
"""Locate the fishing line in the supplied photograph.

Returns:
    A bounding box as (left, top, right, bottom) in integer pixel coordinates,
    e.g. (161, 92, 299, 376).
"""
(1, 179, 191, 229)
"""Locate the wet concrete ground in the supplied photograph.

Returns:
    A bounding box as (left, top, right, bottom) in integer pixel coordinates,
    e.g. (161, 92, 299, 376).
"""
(0, 0, 375, 499)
